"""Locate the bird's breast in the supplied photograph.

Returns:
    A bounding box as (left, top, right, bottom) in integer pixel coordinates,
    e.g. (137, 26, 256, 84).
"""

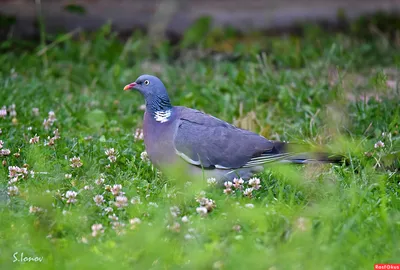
(143, 111, 178, 167)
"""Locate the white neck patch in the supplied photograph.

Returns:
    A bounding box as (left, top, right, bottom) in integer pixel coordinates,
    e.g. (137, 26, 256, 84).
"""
(154, 110, 171, 123)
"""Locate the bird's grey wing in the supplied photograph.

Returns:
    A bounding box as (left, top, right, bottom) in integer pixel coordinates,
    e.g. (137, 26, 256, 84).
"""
(173, 108, 290, 169)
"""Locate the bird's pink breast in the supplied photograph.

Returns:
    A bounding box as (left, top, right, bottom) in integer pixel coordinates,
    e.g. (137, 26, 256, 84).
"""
(143, 111, 178, 168)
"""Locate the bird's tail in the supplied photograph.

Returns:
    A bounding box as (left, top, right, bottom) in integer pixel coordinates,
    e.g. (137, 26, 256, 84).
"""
(243, 141, 345, 168)
(281, 152, 344, 164)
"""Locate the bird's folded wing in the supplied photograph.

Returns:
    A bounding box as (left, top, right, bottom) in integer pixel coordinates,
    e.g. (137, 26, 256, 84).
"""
(173, 108, 286, 169)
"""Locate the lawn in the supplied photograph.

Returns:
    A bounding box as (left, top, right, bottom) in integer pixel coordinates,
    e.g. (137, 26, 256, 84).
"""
(0, 23, 400, 269)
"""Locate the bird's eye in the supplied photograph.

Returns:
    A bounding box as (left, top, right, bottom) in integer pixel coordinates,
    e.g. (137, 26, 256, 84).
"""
(144, 80, 150, 85)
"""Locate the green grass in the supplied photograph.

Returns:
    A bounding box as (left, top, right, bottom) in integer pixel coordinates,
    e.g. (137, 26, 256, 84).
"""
(0, 24, 400, 269)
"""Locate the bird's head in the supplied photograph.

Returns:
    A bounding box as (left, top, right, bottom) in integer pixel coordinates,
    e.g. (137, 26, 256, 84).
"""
(124, 74, 172, 113)
(123, 74, 167, 98)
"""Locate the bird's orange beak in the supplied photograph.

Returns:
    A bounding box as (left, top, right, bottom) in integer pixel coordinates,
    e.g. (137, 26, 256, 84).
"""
(123, 82, 137, 91)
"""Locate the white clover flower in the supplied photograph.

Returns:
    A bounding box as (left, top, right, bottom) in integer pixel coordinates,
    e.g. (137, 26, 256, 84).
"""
(200, 198, 216, 212)
(44, 136, 56, 147)
(196, 206, 208, 216)
(7, 185, 19, 196)
(0, 106, 7, 118)
(42, 119, 50, 130)
(149, 202, 158, 208)
(95, 177, 105, 185)
(134, 128, 144, 141)
(8, 166, 20, 178)
(70, 156, 83, 168)
(248, 177, 261, 190)
(9, 104, 16, 117)
(108, 213, 119, 221)
(207, 177, 217, 186)
(80, 237, 88, 244)
(224, 181, 233, 188)
(140, 151, 149, 162)
(196, 196, 216, 213)
(184, 181, 192, 188)
(374, 141, 385, 149)
(130, 218, 141, 225)
(110, 184, 122, 196)
(53, 129, 61, 139)
(65, 190, 78, 204)
(111, 221, 126, 235)
(0, 149, 11, 156)
(13, 150, 20, 157)
(243, 187, 254, 198)
(108, 155, 117, 163)
(223, 181, 234, 195)
(93, 195, 104, 206)
(91, 224, 104, 237)
(48, 111, 56, 123)
(8, 177, 18, 185)
(65, 174, 72, 179)
(223, 187, 233, 195)
(104, 207, 113, 213)
(29, 206, 43, 214)
(167, 192, 176, 199)
(21, 167, 29, 176)
(167, 222, 181, 232)
(129, 218, 141, 229)
(114, 195, 128, 208)
(181, 216, 189, 223)
(8, 165, 28, 182)
(170, 206, 180, 218)
(184, 234, 194, 240)
(232, 177, 244, 189)
(84, 185, 93, 190)
(105, 148, 117, 156)
(130, 196, 141, 205)
(0, 140, 3, 149)
(245, 203, 254, 209)
(104, 147, 117, 163)
(32, 108, 39, 116)
(232, 224, 241, 232)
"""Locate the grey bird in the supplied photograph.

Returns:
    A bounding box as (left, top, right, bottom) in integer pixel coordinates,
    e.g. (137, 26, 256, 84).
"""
(124, 74, 341, 183)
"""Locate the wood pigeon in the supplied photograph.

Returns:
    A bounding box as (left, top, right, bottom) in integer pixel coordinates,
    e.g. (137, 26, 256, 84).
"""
(124, 74, 341, 183)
